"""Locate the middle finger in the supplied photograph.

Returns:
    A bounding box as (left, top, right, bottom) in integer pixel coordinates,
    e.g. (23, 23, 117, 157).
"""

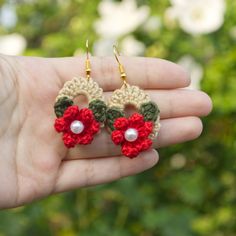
(105, 89, 212, 119)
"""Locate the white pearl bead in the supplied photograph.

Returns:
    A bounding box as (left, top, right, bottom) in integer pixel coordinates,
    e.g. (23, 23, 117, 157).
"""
(70, 120, 84, 134)
(124, 128, 138, 142)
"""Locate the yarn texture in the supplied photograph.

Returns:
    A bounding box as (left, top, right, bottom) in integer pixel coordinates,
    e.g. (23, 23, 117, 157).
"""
(54, 105, 100, 147)
(111, 113, 153, 158)
(56, 77, 104, 102)
(88, 99, 107, 123)
(54, 77, 106, 148)
(139, 101, 160, 122)
(54, 96, 73, 118)
(107, 83, 160, 139)
(106, 107, 125, 131)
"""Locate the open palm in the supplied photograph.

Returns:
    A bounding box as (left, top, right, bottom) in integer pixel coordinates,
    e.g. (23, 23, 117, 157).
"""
(0, 55, 212, 209)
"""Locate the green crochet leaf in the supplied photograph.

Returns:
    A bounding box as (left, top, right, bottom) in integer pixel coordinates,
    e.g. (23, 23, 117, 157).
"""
(89, 99, 107, 123)
(106, 107, 125, 131)
(139, 101, 160, 122)
(54, 97, 74, 118)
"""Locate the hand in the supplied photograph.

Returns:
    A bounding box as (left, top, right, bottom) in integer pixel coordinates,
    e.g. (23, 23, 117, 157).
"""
(0, 55, 212, 209)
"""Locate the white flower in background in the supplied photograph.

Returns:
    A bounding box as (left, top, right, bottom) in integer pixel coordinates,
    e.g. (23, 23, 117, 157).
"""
(164, 7, 178, 24)
(94, 0, 150, 38)
(143, 16, 161, 33)
(170, 153, 186, 169)
(170, 0, 188, 6)
(178, 55, 203, 90)
(93, 38, 115, 56)
(0, 34, 27, 55)
(164, 7, 179, 28)
(0, 4, 17, 28)
(121, 36, 145, 56)
(166, 0, 226, 35)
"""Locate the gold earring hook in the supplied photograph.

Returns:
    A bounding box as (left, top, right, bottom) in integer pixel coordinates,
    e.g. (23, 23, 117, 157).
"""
(113, 45, 127, 85)
(85, 39, 91, 80)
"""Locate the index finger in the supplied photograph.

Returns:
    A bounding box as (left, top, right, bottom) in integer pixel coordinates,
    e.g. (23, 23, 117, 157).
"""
(50, 56, 190, 91)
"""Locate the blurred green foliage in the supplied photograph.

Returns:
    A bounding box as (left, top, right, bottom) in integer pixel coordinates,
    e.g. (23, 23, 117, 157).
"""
(0, 0, 236, 235)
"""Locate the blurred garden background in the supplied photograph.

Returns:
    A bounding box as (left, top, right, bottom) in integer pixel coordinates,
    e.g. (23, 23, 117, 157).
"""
(0, 0, 236, 235)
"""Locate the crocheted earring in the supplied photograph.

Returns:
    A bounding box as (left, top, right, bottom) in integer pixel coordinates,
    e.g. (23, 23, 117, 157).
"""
(106, 46, 161, 158)
(54, 40, 107, 148)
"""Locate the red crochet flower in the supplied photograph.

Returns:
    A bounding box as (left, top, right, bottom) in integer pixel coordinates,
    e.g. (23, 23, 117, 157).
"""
(54, 105, 100, 148)
(111, 113, 153, 158)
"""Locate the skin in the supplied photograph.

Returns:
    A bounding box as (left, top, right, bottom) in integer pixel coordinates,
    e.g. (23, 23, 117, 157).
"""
(0, 55, 212, 209)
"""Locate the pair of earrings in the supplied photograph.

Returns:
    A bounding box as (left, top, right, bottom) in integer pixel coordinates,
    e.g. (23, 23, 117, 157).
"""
(54, 41, 160, 158)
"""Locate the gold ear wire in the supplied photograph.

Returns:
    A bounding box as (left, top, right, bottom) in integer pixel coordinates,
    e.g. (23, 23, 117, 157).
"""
(85, 39, 91, 80)
(113, 45, 127, 85)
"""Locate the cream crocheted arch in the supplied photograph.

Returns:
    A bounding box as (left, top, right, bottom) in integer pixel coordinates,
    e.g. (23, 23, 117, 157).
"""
(55, 77, 104, 103)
